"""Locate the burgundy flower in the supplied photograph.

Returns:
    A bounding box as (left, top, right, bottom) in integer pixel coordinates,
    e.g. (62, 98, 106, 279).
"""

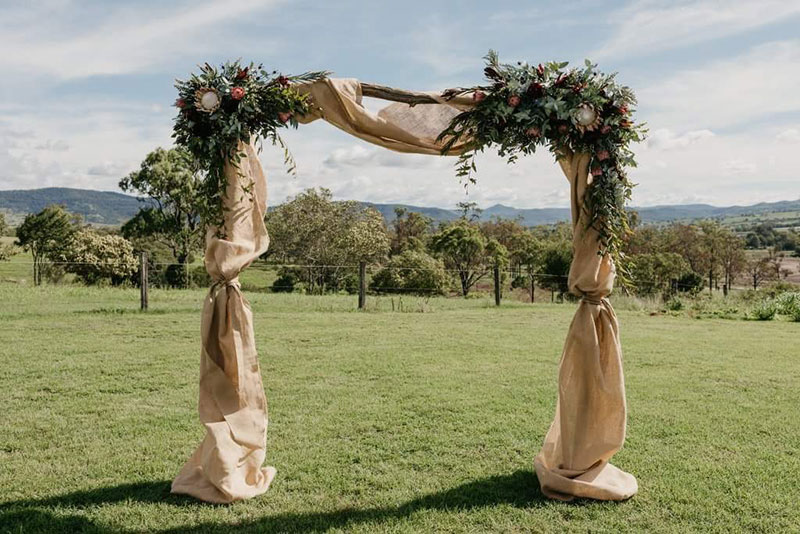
(472, 90, 486, 103)
(591, 167, 603, 177)
(507, 94, 521, 107)
(527, 82, 544, 98)
(537, 63, 544, 76)
(596, 150, 610, 161)
(557, 123, 569, 134)
(617, 105, 629, 114)
(600, 125, 612, 134)
(554, 74, 567, 86)
(235, 67, 249, 80)
(174, 98, 185, 108)
(525, 127, 541, 138)
(231, 86, 245, 100)
(278, 111, 292, 123)
(277, 75, 290, 87)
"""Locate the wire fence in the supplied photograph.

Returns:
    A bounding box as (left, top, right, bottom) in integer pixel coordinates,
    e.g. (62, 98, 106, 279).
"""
(0, 254, 765, 313)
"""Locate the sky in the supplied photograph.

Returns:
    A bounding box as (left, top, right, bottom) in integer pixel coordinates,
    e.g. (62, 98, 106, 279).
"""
(1, 0, 799, 210)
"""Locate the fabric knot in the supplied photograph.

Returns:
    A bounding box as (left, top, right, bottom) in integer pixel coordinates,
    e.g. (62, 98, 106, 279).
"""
(213, 277, 240, 289)
(580, 295, 605, 305)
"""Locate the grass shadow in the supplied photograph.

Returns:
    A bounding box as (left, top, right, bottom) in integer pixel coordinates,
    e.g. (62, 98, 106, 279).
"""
(0, 470, 564, 533)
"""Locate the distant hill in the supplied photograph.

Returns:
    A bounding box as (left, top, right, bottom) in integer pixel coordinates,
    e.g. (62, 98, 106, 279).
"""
(0, 188, 143, 225)
(2, 187, 799, 228)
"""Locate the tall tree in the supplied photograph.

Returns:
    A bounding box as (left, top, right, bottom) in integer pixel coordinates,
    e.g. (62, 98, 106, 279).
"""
(430, 221, 488, 297)
(265, 188, 389, 293)
(16, 205, 76, 285)
(390, 208, 432, 255)
(120, 147, 204, 288)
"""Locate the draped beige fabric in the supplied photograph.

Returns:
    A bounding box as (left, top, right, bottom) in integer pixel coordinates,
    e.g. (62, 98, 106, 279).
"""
(532, 152, 637, 501)
(175, 77, 635, 503)
(171, 142, 276, 503)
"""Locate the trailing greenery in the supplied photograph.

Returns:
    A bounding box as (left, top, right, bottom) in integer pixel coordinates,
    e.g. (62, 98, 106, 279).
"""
(172, 61, 328, 231)
(437, 51, 646, 270)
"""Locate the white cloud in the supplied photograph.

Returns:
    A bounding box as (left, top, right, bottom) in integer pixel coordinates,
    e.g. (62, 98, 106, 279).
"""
(34, 139, 70, 152)
(0, 0, 283, 80)
(722, 159, 758, 175)
(595, 0, 800, 59)
(776, 128, 800, 143)
(638, 40, 800, 130)
(646, 129, 714, 150)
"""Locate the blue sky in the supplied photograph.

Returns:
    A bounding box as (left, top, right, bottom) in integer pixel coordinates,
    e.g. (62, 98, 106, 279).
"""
(1, 0, 799, 209)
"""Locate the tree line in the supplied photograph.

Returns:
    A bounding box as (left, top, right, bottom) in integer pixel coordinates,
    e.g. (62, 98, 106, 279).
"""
(3, 147, 797, 296)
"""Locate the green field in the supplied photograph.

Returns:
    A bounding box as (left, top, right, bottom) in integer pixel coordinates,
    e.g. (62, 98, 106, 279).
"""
(0, 286, 799, 533)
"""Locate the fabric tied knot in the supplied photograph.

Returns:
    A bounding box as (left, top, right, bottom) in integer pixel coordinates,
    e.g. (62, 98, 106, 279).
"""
(212, 277, 241, 289)
(580, 295, 606, 306)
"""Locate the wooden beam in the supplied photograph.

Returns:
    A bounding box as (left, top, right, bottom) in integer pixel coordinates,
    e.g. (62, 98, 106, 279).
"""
(360, 83, 442, 105)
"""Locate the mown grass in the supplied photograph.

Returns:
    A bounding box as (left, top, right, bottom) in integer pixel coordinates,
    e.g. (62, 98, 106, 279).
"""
(0, 285, 799, 533)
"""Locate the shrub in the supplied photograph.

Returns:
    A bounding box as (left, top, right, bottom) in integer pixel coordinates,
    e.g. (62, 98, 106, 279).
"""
(750, 300, 777, 321)
(271, 267, 298, 293)
(776, 292, 800, 321)
(371, 250, 447, 295)
(665, 297, 683, 311)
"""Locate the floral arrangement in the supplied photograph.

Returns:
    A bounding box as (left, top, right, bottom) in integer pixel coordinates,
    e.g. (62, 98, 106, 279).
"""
(172, 61, 328, 229)
(437, 51, 646, 270)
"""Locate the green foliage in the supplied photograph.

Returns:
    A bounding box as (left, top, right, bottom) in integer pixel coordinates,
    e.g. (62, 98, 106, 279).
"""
(664, 297, 684, 311)
(430, 221, 488, 297)
(172, 61, 328, 230)
(16, 205, 77, 285)
(370, 249, 447, 295)
(120, 147, 205, 288)
(538, 239, 573, 296)
(629, 252, 690, 296)
(271, 267, 298, 293)
(265, 188, 389, 293)
(59, 230, 138, 286)
(437, 51, 645, 267)
(750, 299, 777, 321)
(775, 292, 800, 321)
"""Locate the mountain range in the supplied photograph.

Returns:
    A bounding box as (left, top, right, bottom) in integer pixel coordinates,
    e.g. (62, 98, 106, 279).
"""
(2, 187, 799, 227)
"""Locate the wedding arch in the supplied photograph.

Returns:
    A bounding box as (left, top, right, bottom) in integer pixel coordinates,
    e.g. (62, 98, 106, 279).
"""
(169, 53, 643, 504)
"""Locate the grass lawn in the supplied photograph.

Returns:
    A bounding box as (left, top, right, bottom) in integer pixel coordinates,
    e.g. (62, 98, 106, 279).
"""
(0, 286, 798, 533)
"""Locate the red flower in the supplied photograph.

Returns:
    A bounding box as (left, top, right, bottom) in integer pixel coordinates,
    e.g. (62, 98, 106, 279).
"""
(557, 123, 569, 134)
(600, 125, 612, 134)
(591, 167, 603, 177)
(618, 105, 629, 114)
(236, 67, 249, 80)
(174, 98, 185, 108)
(507, 95, 521, 107)
(231, 87, 245, 100)
(537, 63, 544, 76)
(472, 90, 486, 102)
(278, 111, 292, 123)
(527, 82, 544, 98)
(277, 75, 290, 87)
(525, 127, 541, 138)
(596, 150, 610, 161)
(554, 74, 567, 86)
(620, 119, 632, 129)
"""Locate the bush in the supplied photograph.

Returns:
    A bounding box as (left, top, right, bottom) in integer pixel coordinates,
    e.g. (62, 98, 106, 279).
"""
(271, 267, 298, 293)
(750, 300, 777, 321)
(371, 250, 447, 295)
(664, 297, 683, 311)
(776, 292, 800, 321)
(676, 271, 704, 295)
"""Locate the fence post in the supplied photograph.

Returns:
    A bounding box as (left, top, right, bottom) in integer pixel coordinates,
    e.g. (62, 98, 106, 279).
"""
(358, 261, 366, 309)
(140, 251, 149, 311)
(530, 274, 535, 303)
(493, 265, 501, 306)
